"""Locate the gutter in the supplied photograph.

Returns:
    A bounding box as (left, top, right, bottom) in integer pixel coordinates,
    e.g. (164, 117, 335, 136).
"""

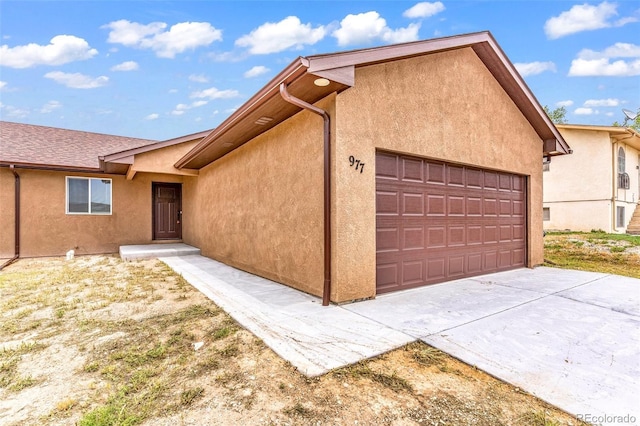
(279, 83, 332, 306)
(0, 165, 20, 270)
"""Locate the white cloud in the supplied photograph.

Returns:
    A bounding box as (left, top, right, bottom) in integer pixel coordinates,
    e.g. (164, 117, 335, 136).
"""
(244, 65, 270, 78)
(0, 104, 29, 118)
(584, 98, 620, 107)
(333, 11, 421, 46)
(236, 16, 326, 54)
(189, 74, 209, 83)
(0, 35, 97, 68)
(575, 107, 598, 115)
(145, 113, 159, 120)
(44, 71, 109, 89)
(0, 81, 6, 90)
(171, 100, 209, 115)
(403, 2, 445, 19)
(190, 87, 239, 100)
(544, 1, 637, 39)
(103, 20, 222, 58)
(514, 61, 556, 76)
(111, 61, 139, 71)
(40, 100, 62, 113)
(569, 43, 640, 76)
(556, 100, 574, 107)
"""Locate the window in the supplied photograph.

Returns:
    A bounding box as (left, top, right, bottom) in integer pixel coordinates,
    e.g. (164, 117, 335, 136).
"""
(66, 177, 112, 214)
(617, 147, 629, 189)
(542, 161, 550, 172)
(543, 207, 550, 221)
(617, 206, 625, 228)
(618, 147, 626, 174)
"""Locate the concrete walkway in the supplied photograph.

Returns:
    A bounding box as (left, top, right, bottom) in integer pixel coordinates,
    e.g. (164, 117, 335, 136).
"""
(159, 254, 640, 424)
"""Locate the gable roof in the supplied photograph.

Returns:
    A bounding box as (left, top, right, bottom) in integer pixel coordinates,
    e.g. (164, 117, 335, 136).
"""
(557, 123, 640, 149)
(176, 31, 570, 170)
(0, 121, 157, 171)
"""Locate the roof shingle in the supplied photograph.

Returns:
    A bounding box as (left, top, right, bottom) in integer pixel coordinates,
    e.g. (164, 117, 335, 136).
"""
(0, 121, 157, 170)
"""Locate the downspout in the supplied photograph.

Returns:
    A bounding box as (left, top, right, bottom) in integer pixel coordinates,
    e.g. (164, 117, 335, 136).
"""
(0, 165, 20, 270)
(279, 83, 332, 306)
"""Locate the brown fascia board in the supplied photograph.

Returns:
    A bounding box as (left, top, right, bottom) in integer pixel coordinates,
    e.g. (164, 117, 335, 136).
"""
(174, 60, 309, 169)
(102, 129, 211, 163)
(0, 161, 103, 173)
(176, 31, 570, 169)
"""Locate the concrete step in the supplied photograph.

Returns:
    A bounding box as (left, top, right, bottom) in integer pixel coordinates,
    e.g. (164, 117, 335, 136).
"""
(119, 243, 201, 261)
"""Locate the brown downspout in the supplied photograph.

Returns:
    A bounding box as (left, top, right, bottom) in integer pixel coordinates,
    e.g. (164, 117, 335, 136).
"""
(279, 83, 332, 306)
(0, 165, 20, 270)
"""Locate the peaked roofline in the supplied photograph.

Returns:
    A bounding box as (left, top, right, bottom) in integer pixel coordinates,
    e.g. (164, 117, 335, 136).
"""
(175, 31, 570, 170)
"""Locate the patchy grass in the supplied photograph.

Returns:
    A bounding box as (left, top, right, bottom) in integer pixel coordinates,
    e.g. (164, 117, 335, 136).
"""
(544, 231, 640, 278)
(0, 255, 587, 426)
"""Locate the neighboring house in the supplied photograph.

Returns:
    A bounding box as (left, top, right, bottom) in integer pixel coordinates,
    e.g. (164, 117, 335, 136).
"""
(0, 31, 569, 304)
(543, 124, 640, 233)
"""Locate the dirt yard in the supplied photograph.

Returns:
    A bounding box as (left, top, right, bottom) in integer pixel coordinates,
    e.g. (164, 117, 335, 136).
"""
(1, 255, 587, 426)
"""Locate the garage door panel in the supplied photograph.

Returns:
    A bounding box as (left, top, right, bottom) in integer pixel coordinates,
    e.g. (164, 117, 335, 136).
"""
(402, 157, 424, 182)
(376, 190, 399, 215)
(376, 152, 527, 293)
(403, 192, 424, 216)
(376, 152, 400, 179)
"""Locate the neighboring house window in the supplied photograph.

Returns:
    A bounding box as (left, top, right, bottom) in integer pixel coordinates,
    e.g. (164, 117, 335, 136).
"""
(617, 206, 625, 228)
(618, 147, 629, 189)
(66, 177, 112, 214)
(543, 207, 550, 221)
(542, 161, 550, 172)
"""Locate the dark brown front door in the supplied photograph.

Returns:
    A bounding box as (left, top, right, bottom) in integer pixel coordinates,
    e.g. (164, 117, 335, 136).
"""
(376, 152, 526, 294)
(153, 182, 182, 240)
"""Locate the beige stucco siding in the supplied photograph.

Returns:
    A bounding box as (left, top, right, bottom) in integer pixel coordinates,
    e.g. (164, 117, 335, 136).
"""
(332, 48, 544, 302)
(182, 97, 329, 297)
(543, 127, 640, 232)
(0, 168, 16, 258)
(0, 168, 184, 258)
(131, 140, 200, 176)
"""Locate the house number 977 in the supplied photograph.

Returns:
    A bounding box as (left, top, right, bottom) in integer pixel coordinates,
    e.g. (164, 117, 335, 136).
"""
(349, 155, 365, 173)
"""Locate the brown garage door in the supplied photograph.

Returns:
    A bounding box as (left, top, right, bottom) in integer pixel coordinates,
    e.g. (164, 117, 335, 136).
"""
(376, 152, 526, 294)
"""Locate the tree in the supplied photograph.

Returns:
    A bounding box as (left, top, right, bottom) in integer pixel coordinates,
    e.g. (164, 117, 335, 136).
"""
(543, 105, 567, 124)
(612, 108, 640, 131)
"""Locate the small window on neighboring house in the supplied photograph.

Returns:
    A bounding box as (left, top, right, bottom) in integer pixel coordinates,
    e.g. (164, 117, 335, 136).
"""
(543, 161, 550, 172)
(543, 207, 550, 221)
(617, 147, 629, 188)
(66, 177, 112, 214)
(617, 206, 625, 228)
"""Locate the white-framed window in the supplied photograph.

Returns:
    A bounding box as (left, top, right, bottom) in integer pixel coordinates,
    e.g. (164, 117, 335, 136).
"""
(66, 177, 112, 215)
(617, 206, 625, 228)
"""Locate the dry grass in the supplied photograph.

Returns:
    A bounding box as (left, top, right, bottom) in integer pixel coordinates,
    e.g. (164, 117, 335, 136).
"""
(544, 231, 640, 277)
(0, 255, 586, 426)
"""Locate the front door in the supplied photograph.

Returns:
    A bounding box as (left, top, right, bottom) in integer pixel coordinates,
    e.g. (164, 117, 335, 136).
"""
(152, 182, 182, 240)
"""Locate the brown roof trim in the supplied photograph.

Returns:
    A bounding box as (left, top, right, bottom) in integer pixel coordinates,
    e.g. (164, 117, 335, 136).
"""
(102, 129, 211, 163)
(176, 31, 570, 169)
(0, 161, 103, 173)
(174, 60, 309, 169)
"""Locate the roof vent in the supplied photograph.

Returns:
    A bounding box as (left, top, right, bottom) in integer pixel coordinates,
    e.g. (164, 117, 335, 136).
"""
(255, 116, 274, 126)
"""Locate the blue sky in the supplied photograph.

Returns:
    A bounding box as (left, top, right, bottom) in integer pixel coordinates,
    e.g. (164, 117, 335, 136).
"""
(1, 0, 639, 140)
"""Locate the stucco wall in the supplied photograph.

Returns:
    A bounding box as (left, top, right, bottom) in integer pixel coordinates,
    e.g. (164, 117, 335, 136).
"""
(332, 48, 545, 302)
(182, 97, 329, 297)
(0, 168, 184, 258)
(132, 140, 200, 176)
(0, 168, 16, 259)
(543, 128, 640, 232)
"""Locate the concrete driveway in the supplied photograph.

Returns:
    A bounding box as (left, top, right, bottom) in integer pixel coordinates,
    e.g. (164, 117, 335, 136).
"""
(159, 253, 639, 424)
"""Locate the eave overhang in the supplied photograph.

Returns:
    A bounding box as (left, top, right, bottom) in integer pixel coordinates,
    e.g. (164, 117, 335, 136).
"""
(176, 31, 571, 170)
(557, 124, 640, 150)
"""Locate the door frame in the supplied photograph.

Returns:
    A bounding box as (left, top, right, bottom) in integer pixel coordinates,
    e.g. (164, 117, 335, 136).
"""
(152, 182, 182, 240)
